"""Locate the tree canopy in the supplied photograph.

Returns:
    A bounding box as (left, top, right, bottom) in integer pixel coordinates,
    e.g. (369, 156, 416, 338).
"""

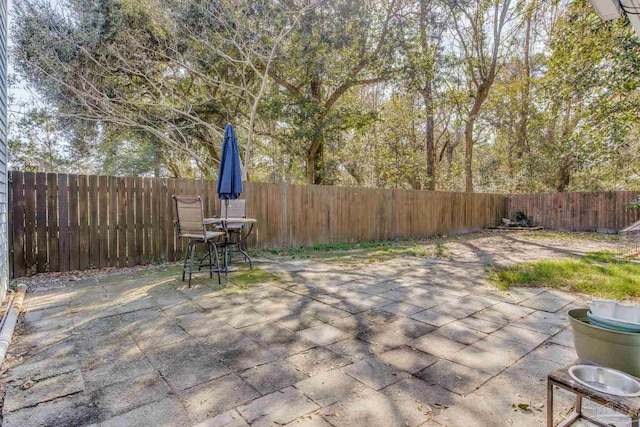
(10, 0, 640, 192)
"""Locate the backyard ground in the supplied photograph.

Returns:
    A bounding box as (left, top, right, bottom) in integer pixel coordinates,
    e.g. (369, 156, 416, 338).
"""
(0, 231, 633, 427)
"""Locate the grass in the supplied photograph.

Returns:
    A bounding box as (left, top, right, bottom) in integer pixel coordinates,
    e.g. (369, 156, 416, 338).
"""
(514, 231, 620, 242)
(251, 237, 450, 261)
(250, 230, 617, 261)
(253, 240, 410, 257)
(488, 250, 640, 300)
(229, 268, 281, 286)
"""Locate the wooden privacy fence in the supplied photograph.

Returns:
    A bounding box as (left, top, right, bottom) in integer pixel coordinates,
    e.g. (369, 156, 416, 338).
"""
(9, 171, 506, 277)
(507, 191, 640, 233)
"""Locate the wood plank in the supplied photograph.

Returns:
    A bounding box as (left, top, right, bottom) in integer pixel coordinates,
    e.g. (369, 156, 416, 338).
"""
(126, 177, 136, 266)
(146, 178, 155, 262)
(88, 175, 99, 269)
(11, 172, 25, 277)
(158, 178, 168, 261)
(36, 173, 48, 274)
(152, 178, 161, 262)
(118, 177, 127, 267)
(79, 175, 90, 271)
(165, 178, 175, 261)
(58, 174, 70, 272)
(108, 176, 118, 266)
(98, 176, 109, 268)
(135, 177, 144, 265)
(47, 173, 59, 273)
(23, 172, 36, 276)
(68, 175, 79, 271)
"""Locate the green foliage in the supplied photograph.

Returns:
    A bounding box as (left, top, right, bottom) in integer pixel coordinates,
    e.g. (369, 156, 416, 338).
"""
(8, 108, 76, 173)
(628, 197, 640, 210)
(489, 251, 640, 300)
(9, 0, 640, 192)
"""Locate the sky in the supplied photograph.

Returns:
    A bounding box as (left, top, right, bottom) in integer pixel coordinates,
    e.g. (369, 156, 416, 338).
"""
(8, 0, 54, 118)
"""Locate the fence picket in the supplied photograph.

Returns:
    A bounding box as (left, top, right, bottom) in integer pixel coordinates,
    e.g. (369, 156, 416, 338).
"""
(108, 176, 118, 267)
(11, 172, 25, 277)
(68, 174, 79, 271)
(98, 176, 109, 268)
(126, 177, 136, 267)
(89, 176, 99, 269)
(79, 175, 89, 271)
(24, 172, 36, 275)
(20, 172, 640, 277)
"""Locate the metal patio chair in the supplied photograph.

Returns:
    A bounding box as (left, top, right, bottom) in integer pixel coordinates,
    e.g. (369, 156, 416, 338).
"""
(173, 195, 225, 286)
(219, 199, 253, 269)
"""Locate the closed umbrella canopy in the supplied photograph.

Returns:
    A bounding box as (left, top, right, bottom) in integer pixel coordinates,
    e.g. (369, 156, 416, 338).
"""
(216, 123, 243, 200)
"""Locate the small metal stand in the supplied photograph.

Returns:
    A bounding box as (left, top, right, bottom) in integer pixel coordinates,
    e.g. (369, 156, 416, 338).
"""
(548, 360, 640, 427)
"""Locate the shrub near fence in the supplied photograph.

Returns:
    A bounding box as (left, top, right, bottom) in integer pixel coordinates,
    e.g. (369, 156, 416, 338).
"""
(507, 192, 640, 233)
(8, 171, 507, 278)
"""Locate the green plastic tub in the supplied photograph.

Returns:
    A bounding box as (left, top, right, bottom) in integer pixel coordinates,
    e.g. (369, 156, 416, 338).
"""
(568, 309, 640, 377)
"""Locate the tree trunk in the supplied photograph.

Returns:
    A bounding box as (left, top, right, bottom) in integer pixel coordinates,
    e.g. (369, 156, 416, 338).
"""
(424, 80, 436, 190)
(464, 80, 492, 193)
(464, 118, 475, 192)
(306, 78, 325, 185)
(419, 0, 437, 191)
(556, 155, 572, 192)
(516, 8, 532, 157)
(306, 135, 324, 185)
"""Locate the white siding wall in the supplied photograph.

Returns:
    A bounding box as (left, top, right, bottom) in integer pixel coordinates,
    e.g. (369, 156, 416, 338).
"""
(0, 0, 7, 301)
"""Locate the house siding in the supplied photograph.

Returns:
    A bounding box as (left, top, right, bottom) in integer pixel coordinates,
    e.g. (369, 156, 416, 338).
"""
(0, 0, 8, 301)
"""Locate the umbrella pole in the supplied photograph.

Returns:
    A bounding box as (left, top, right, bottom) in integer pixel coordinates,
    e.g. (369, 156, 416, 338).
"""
(224, 199, 229, 273)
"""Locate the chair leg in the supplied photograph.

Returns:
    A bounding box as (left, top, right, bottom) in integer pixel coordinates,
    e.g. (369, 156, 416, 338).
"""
(207, 241, 213, 279)
(182, 240, 191, 282)
(188, 240, 197, 288)
(224, 242, 229, 276)
(199, 248, 210, 272)
(212, 242, 222, 284)
(237, 236, 252, 270)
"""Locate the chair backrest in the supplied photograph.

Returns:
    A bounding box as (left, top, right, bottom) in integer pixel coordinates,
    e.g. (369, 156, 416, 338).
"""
(173, 195, 206, 236)
(220, 199, 246, 218)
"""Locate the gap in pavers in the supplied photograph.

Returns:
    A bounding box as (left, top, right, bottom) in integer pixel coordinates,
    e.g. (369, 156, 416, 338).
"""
(287, 347, 352, 377)
(415, 359, 493, 396)
(178, 373, 261, 423)
(146, 339, 232, 391)
(239, 359, 308, 395)
(1, 391, 100, 427)
(343, 357, 411, 391)
(237, 386, 320, 425)
(3, 369, 85, 414)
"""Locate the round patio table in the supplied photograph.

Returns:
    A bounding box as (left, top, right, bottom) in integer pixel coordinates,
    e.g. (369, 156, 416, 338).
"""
(204, 217, 257, 272)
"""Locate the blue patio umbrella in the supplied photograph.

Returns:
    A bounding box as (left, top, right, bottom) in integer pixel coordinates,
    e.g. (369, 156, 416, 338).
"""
(216, 123, 243, 208)
(216, 123, 243, 273)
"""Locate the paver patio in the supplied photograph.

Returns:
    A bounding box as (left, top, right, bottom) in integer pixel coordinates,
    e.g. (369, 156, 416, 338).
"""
(0, 232, 630, 426)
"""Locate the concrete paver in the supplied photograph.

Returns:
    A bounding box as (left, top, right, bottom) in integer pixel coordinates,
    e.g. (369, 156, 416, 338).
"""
(179, 374, 260, 423)
(343, 357, 411, 390)
(237, 386, 319, 426)
(416, 360, 492, 396)
(410, 333, 467, 358)
(378, 345, 438, 374)
(3, 369, 84, 413)
(2, 232, 623, 427)
(239, 359, 307, 395)
(294, 369, 366, 407)
(431, 322, 488, 345)
(147, 340, 231, 391)
(298, 324, 349, 346)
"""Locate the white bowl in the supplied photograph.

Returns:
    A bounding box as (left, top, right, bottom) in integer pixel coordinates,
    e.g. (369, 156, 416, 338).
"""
(588, 299, 640, 326)
(588, 299, 617, 318)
